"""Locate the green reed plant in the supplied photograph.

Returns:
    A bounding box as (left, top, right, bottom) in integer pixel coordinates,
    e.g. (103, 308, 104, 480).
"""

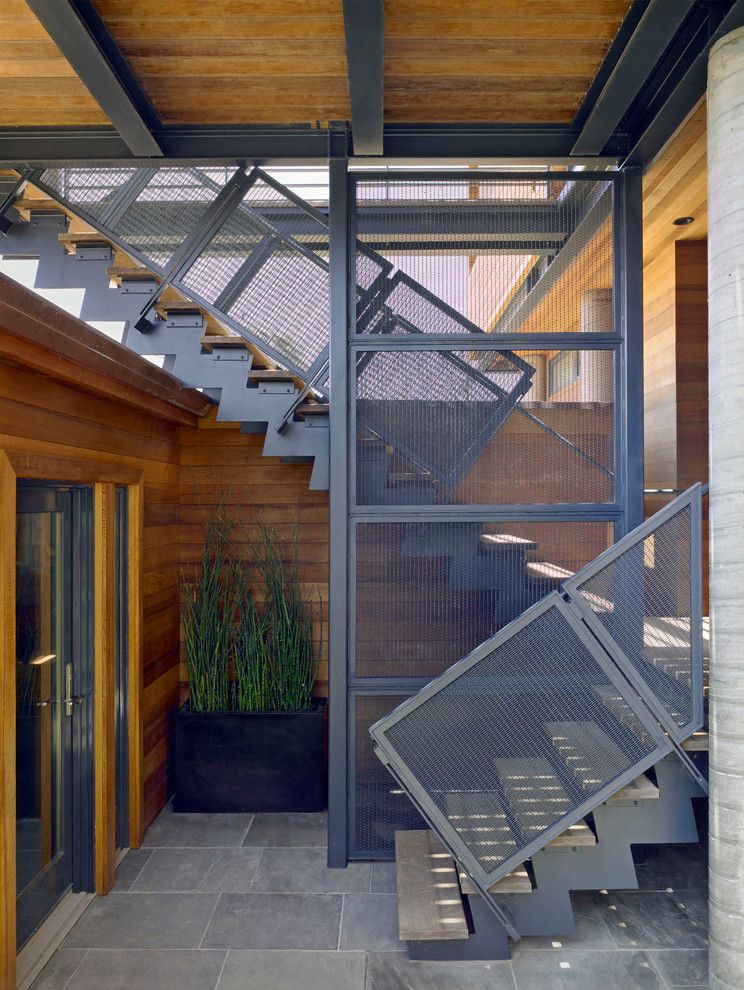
(234, 522, 320, 712)
(180, 505, 240, 713)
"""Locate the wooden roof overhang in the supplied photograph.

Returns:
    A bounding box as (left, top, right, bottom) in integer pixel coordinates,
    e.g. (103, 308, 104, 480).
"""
(0, 0, 742, 166)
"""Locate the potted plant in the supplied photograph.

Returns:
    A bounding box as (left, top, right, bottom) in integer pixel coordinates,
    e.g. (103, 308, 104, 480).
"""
(173, 508, 325, 813)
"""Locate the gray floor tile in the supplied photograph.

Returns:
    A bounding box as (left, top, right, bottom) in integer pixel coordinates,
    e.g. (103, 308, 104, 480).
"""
(512, 949, 663, 989)
(339, 893, 404, 951)
(29, 948, 88, 989)
(588, 890, 708, 950)
(64, 892, 219, 949)
(242, 812, 327, 848)
(649, 949, 708, 986)
(634, 843, 708, 893)
(251, 847, 370, 893)
(511, 891, 616, 952)
(143, 806, 253, 848)
(367, 952, 516, 990)
(370, 862, 397, 893)
(62, 949, 226, 989)
(112, 848, 153, 891)
(672, 889, 708, 932)
(217, 950, 365, 990)
(132, 847, 261, 892)
(202, 892, 342, 950)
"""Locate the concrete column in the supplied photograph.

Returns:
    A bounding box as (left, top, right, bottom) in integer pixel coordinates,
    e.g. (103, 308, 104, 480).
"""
(580, 288, 614, 402)
(707, 26, 744, 990)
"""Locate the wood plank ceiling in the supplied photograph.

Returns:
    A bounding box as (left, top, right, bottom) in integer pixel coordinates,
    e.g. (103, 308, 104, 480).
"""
(0, 0, 632, 127)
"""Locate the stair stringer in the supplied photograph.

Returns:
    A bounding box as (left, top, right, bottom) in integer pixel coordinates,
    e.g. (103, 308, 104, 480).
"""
(0, 219, 330, 490)
(485, 753, 704, 938)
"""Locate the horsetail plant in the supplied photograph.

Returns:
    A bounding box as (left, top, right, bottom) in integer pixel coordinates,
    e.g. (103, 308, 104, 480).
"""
(180, 505, 240, 713)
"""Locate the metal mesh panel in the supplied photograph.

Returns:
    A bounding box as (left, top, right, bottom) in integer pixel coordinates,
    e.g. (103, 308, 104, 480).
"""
(355, 521, 613, 679)
(356, 349, 532, 494)
(355, 175, 614, 335)
(39, 167, 138, 219)
(356, 347, 615, 505)
(566, 498, 702, 738)
(353, 695, 426, 857)
(108, 168, 236, 270)
(370, 595, 669, 886)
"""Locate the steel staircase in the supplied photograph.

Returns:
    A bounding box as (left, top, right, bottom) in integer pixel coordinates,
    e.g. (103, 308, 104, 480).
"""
(371, 486, 709, 958)
(1, 173, 709, 962)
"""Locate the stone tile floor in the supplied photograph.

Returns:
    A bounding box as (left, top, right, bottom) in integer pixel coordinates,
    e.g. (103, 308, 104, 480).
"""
(32, 804, 708, 989)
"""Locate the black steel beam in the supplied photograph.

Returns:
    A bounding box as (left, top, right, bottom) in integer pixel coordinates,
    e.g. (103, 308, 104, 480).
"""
(25, 0, 162, 158)
(623, 0, 744, 166)
(571, 0, 697, 156)
(0, 124, 627, 166)
(342, 0, 384, 156)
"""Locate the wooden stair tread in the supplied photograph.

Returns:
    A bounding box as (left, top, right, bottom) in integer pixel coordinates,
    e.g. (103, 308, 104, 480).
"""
(526, 561, 575, 580)
(547, 819, 596, 847)
(59, 231, 113, 252)
(249, 369, 296, 381)
(107, 266, 160, 283)
(607, 773, 659, 803)
(459, 863, 532, 896)
(200, 335, 250, 350)
(155, 299, 204, 314)
(297, 403, 329, 415)
(13, 197, 64, 217)
(682, 731, 709, 751)
(395, 831, 469, 942)
(545, 720, 631, 790)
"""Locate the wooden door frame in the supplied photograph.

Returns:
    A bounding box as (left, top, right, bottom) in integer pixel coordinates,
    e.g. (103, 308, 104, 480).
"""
(0, 448, 144, 987)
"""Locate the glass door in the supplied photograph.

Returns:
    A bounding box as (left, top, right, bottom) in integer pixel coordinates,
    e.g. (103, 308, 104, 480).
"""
(15, 483, 92, 950)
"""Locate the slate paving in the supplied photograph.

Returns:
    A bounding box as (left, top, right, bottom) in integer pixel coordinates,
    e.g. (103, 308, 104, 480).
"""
(30, 804, 708, 989)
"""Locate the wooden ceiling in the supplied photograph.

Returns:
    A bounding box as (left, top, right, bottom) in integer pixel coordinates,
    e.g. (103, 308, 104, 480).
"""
(0, 0, 632, 128)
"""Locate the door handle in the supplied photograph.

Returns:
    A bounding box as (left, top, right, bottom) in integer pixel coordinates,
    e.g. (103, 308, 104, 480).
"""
(64, 663, 84, 717)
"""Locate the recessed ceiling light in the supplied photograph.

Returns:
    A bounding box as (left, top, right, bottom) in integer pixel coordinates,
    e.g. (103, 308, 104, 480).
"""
(673, 216, 695, 226)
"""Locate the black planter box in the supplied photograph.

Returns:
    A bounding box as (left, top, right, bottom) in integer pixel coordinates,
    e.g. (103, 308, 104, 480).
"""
(173, 700, 326, 813)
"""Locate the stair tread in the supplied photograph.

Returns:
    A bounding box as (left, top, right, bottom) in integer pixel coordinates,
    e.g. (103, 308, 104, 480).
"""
(607, 773, 659, 803)
(395, 831, 470, 942)
(682, 731, 708, 751)
(13, 197, 64, 216)
(459, 863, 532, 896)
(200, 334, 250, 349)
(297, 403, 329, 415)
(545, 720, 632, 792)
(249, 369, 296, 381)
(107, 266, 160, 282)
(59, 231, 112, 245)
(526, 561, 575, 580)
(155, 299, 204, 314)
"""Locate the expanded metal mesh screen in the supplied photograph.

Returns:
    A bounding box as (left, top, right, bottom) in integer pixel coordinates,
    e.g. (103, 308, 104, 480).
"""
(354, 175, 614, 336)
(355, 348, 615, 504)
(108, 168, 237, 270)
(353, 694, 427, 857)
(371, 595, 667, 885)
(567, 498, 702, 738)
(355, 521, 614, 679)
(39, 167, 139, 220)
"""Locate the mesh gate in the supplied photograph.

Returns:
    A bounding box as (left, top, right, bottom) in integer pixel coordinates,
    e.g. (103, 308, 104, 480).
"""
(370, 592, 671, 894)
(369, 487, 703, 895)
(564, 485, 704, 743)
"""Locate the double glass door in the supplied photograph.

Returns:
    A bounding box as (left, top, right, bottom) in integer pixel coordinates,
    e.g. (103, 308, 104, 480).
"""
(15, 483, 93, 951)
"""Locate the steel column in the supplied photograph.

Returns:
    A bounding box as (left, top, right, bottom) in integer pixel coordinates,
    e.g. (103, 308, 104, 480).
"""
(327, 145, 351, 868)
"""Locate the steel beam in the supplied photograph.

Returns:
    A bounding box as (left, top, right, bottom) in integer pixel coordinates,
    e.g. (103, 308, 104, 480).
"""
(24, 0, 162, 158)
(623, 0, 744, 166)
(0, 124, 625, 167)
(343, 0, 384, 156)
(571, 0, 696, 156)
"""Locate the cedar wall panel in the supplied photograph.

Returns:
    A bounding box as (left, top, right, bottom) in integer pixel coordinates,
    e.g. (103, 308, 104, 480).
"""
(179, 416, 329, 698)
(0, 357, 183, 831)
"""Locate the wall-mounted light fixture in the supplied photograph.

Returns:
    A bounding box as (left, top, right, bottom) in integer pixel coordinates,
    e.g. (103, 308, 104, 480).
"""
(673, 216, 695, 226)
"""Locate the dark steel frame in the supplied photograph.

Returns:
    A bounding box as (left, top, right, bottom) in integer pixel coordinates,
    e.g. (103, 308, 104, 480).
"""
(327, 166, 646, 864)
